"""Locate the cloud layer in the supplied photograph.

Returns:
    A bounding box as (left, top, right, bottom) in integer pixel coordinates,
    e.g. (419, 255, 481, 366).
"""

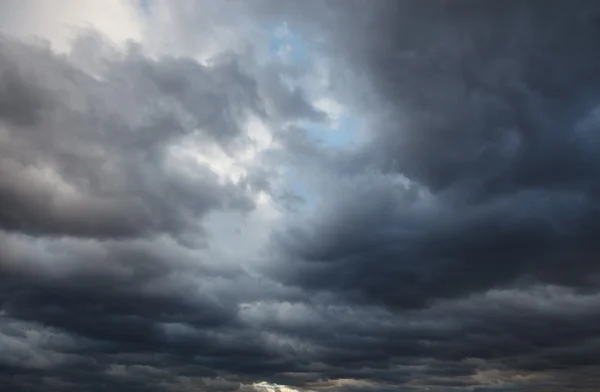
(2, 1, 600, 391)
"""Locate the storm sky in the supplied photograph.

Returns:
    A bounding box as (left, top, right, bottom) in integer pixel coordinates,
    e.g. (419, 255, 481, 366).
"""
(2, 1, 600, 391)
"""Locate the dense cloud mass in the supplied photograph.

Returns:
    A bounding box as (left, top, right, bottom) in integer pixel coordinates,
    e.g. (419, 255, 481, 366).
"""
(2, 1, 600, 391)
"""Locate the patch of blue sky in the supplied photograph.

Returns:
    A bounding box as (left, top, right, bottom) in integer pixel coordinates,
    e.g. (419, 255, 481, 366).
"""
(267, 23, 309, 67)
(139, 0, 151, 16)
(263, 22, 360, 212)
(304, 114, 358, 149)
(265, 23, 358, 148)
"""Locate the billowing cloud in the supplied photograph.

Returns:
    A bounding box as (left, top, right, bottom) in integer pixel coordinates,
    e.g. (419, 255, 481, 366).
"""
(2, 1, 600, 391)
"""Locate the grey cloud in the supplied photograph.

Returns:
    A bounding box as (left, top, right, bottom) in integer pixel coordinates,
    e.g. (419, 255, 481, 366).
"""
(259, 65, 326, 123)
(254, 1, 600, 389)
(271, 0, 600, 306)
(0, 59, 47, 127)
(0, 232, 308, 389)
(0, 33, 259, 240)
(4, 1, 600, 391)
(0, 30, 329, 241)
(274, 177, 600, 308)
(4, 262, 600, 390)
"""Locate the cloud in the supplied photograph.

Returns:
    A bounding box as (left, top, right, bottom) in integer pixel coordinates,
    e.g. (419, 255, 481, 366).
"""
(3, 1, 600, 391)
(0, 33, 261, 240)
(271, 0, 600, 309)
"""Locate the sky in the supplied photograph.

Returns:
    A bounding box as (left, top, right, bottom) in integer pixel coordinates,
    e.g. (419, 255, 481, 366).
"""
(2, 1, 600, 391)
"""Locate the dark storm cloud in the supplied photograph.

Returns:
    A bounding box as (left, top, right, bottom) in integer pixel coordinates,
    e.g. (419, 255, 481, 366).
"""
(0, 231, 309, 390)
(358, 2, 600, 194)
(251, 1, 600, 389)
(238, 286, 600, 388)
(4, 1, 600, 391)
(4, 260, 600, 391)
(273, 0, 600, 307)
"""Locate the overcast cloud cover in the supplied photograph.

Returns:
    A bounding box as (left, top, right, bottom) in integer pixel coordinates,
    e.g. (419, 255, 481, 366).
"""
(2, 1, 600, 391)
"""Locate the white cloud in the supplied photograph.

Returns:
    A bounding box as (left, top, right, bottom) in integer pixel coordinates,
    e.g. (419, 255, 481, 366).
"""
(0, 0, 143, 52)
(253, 381, 309, 392)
